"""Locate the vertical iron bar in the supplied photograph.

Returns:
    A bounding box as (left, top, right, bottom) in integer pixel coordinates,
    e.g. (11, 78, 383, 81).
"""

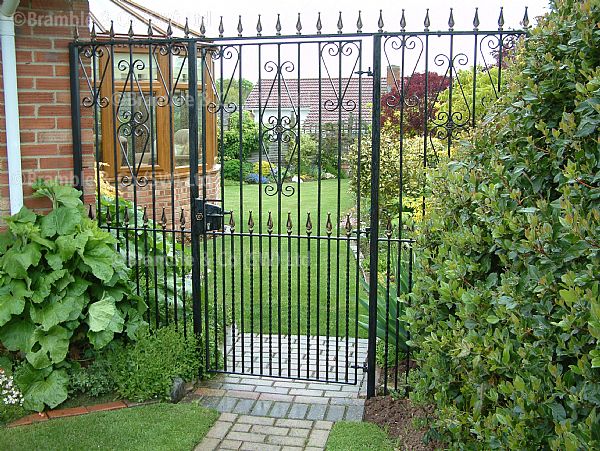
(149, 42, 160, 329)
(69, 43, 84, 195)
(162, 211, 169, 325)
(268, 212, 273, 376)
(180, 209, 187, 337)
(276, 43, 283, 377)
(405, 244, 414, 397)
(249, 212, 255, 374)
(472, 32, 478, 129)
(315, 41, 322, 380)
(258, 43, 264, 375)
(354, 41, 363, 384)
(238, 45, 245, 373)
(230, 216, 236, 371)
(188, 40, 203, 345)
(383, 229, 391, 394)
(212, 230, 219, 366)
(335, 40, 343, 383)
(367, 33, 382, 399)
(296, 42, 302, 379)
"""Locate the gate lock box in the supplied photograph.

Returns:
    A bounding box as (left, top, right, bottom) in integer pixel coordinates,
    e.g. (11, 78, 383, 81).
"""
(195, 199, 232, 234)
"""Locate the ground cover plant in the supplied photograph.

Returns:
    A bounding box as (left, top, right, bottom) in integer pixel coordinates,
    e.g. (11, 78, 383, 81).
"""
(409, 1, 600, 448)
(326, 421, 397, 451)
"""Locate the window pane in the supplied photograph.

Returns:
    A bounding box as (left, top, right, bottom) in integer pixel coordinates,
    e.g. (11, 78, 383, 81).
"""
(116, 91, 157, 169)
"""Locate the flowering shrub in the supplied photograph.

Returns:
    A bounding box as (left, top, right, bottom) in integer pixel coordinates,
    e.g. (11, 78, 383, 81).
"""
(252, 161, 272, 177)
(0, 369, 23, 407)
(245, 173, 269, 184)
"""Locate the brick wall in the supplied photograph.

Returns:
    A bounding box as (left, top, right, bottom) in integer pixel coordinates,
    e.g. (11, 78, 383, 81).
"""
(0, 0, 93, 217)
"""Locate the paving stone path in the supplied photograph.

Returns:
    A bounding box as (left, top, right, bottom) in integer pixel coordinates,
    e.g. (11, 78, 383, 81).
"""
(190, 334, 368, 450)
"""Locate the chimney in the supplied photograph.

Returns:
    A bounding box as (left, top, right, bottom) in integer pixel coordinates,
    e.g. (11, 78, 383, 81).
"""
(386, 65, 401, 92)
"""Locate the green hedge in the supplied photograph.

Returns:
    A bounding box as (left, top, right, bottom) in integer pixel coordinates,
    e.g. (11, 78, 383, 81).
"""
(409, 1, 600, 449)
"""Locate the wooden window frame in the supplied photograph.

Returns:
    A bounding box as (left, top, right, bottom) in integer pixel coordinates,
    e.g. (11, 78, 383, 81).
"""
(98, 45, 217, 178)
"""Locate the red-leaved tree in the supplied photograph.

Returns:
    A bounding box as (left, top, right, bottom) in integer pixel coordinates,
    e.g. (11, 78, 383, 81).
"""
(381, 72, 450, 135)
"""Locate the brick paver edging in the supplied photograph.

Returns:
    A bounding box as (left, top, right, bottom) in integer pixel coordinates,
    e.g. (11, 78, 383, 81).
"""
(7, 400, 154, 428)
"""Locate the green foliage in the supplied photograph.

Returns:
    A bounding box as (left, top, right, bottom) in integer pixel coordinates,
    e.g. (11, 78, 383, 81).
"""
(359, 252, 410, 355)
(409, 1, 600, 448)
(434, 66, 501, 132)
(0, 403, 26, 426)
(0, 181, 145, 412)
(223, 159, 252, 181)
(346, 125, 443, 215)
(220, 111, 259, 162)
(68, 356, 116, 399)
(215, 78, 254, 107)
(98, 194, 191, 326)
(289, 125, 351, 176)
(108, 325, 201, 402)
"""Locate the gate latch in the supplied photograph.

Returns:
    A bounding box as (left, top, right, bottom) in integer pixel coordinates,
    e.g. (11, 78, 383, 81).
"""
(349, 361, 369, 373)
(354, 67, 374, 77)
(195, 199, 231, 234)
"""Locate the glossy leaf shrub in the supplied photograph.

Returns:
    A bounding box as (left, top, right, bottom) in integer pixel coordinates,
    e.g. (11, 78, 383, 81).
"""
(0, 181, 146, 411)
(409, 1, 600, 449)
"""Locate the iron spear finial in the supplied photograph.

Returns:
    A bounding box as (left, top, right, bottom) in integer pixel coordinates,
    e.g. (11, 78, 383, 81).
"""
(424, 8, 430, 31)
(276, 13, 282, 36)
(316, 12, 322, 34)
(337, 11, 343, 34)
(218, 16, 224, 37)
(400, 9, 406, 31)
(357, 10, 363, 33)
(522, 6, 530, 28)
(473, 7, 480, 30)
(257, 14, 262, 36)
(296, 13, 302, 35)
(248, 211, 255, 232)
(237, 15, 243, 37)
(200, 16, 206, 37)
(377, 9, 384, 33)
(448, 8, 455, 31)
(498, 6, 505, 30)
(184, 17, 190, 38)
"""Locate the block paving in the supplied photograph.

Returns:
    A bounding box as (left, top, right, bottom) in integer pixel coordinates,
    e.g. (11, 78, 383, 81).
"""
(191, 334, 369, 450)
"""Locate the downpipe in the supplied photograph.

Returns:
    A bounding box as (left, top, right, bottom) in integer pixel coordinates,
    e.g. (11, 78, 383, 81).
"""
(1, 0, 23, 214)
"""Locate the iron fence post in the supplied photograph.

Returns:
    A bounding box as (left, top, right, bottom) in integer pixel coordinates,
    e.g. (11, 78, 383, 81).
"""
(367, 33, 382, 399)
(69, 43, 83, 194)
(188, 40, 203, 340)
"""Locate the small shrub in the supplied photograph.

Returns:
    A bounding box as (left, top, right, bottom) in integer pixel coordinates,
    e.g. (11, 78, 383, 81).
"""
(223, 159, 252, 181)
(68, 357, 116, 398)
(108, 326, 201, 402)
(220, 111, 258, 161)
(252, 161, 272, 177)
(346, 128, 444, 215)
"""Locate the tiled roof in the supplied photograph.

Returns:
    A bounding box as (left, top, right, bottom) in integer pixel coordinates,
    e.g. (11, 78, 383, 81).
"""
(245, 78, 386, 127)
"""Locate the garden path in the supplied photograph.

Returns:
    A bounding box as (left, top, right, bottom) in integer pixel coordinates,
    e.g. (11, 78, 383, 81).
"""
(188, 334, 368, 450)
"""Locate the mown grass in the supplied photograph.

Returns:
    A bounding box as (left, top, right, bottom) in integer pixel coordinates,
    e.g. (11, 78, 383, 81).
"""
(0, 403, 218, 451)
(200, 179, 368, 338)
(326, 421, 397, 450)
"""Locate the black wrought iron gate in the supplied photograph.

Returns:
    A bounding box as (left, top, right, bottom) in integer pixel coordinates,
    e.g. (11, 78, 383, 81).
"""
(70, 8, 527, 398)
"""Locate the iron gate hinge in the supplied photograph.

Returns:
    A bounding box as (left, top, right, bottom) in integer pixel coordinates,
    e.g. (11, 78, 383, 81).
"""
(354, 67, 374, 77)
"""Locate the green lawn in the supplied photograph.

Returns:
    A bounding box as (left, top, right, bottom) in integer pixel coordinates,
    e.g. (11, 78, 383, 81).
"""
(200, 179, 368, 339)
(326, 421, 397, 450)
(0, 403, 218, 451)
